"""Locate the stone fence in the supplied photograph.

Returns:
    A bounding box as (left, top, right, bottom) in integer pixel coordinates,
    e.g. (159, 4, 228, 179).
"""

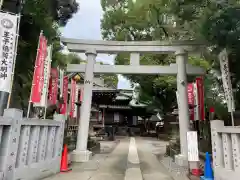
(0, 108, 65, 180)
(211, 120, 240, 180)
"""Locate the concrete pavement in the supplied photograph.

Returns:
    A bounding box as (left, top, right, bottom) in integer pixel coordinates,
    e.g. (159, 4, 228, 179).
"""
(136, 138, 173, 180)
(44, 137, 188, 180)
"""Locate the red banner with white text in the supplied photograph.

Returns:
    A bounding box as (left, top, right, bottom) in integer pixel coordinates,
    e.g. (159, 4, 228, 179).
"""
(60, 76, 68, 115)
(31, 34, 47, 103)
(79, 89, 83, 102)
(48, 68, 58, 105)
(69, 79, 76, 118)
(188, 83, 195, 120)
(196, 77, 205, 121)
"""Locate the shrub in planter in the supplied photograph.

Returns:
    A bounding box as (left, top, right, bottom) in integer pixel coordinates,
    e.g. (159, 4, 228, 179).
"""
(87, 136, 100, 148)
(165, 136, 180, 158)
(165, 145, 170, 156)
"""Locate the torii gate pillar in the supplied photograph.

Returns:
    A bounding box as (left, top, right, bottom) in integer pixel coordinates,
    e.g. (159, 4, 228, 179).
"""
(176, 50, 190, 163)
(71, 49, 96, 162)
(62, 38, 205, 164)
(72, 49, 191, 164)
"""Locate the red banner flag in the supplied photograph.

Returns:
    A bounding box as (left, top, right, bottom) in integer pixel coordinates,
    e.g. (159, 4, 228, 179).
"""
(48, 68, 58, 104)
(31, 34, 47, 103)
(196, 76, 205, 121)
(60, 76, 68, 115)
(188, 83, 195, 121)
(79, 89, 83, 102)
(69, 79, 76, 118)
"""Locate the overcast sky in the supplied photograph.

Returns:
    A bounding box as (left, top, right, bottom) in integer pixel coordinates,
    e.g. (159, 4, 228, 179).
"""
(61, 0, 131, 89)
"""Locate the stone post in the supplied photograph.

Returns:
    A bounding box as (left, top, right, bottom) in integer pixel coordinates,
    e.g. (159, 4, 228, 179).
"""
(53, 114, 65, 172)
(72, 49, 97, 162)
(175, 49, 190, 166)
(1, 109, 22, 180)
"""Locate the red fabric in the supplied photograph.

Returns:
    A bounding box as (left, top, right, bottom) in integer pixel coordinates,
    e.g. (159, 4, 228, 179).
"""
(31, 35, 47, 103)
(69, 79, 76, 118)
(79, 89, 83, 102)
(188, 83, 195, 120)
(60, 76, 68, 114)
(48, 68, 58, 104)
(196, 77, 205, 120)
(191, 168, 203, 176)
(209, 107, 215, 113)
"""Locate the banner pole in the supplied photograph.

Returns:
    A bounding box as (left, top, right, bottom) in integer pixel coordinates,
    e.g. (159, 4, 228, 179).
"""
(7, 13, 21, 108)
(27, 30, 43, 118)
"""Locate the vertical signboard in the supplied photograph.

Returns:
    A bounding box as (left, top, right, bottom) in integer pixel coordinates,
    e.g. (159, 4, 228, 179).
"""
(60, 76, 68, 115)
(219, 49, 235, 112)
(187, 131, 199, 162)
(31, 34, 47, 103)
(188, 83, 195, 120)
(48, 68, 58, 104)
(193, 83, 200, 121)
(196, 77, 205, 121)
(0, 12, 19, 92)
(69, 79, 76, 118)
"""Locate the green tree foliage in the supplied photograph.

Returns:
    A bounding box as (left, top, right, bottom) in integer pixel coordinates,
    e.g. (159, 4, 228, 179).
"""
(101, 0, 177, 113)
(167, 0, 240, 110)
(5, 0, 79, 111)
(101, 74, 118, 88)
(100, 0, 234, 117)
(97, 62, 118, 87)
(100, 0, 209, 113)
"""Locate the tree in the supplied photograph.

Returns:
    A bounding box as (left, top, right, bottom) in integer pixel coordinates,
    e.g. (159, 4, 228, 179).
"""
(166, 0, 240, 110)
(5, 0, 79, 112)
(100, 0, 233, 118)
(100, 0, 180, 113)
(100, 0, 205, 113)
(95, 62, 118, 87)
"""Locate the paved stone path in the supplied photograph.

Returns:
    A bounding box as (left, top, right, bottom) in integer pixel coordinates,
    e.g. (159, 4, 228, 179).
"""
(44, 137, 188, 180)
(136, 138, 174, 180)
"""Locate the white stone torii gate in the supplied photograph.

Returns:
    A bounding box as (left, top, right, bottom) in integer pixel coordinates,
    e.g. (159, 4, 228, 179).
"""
(61, 38, 205, 163)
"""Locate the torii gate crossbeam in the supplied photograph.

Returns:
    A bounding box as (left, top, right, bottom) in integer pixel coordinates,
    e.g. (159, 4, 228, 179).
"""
(61, 38, 204, 53)
(67, 64, 205, 75)
(62, 38, 205, 166)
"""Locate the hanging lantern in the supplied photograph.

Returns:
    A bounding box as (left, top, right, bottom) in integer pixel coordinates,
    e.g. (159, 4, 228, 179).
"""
(73, 74, 81, 81)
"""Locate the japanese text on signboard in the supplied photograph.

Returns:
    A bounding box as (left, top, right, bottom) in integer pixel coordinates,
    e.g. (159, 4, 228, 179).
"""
(0, 12, 18, 92)
(69, 79, 76, 118)
(219, 49, 235, 112)
(60, 76, 68, 115)
(188, 83, 195, 120)
(31, 34, 47, 103)
(48, 68, 58, 104)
